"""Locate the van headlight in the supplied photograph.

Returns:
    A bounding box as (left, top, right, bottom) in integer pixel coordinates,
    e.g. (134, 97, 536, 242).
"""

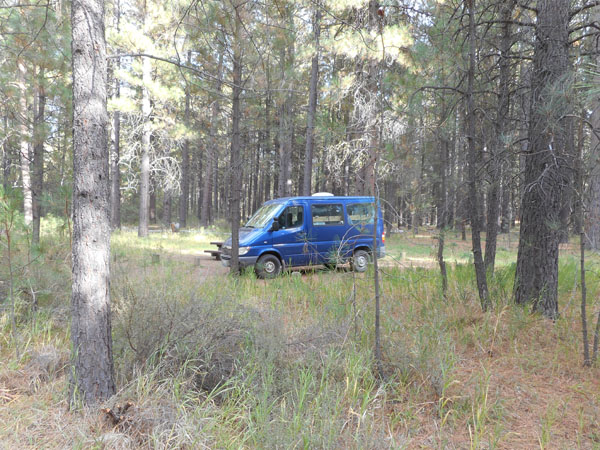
(239, 246, 250, 255)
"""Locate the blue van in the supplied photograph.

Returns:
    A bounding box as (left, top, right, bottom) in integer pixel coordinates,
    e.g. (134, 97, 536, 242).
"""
(221, 194, 385, 278)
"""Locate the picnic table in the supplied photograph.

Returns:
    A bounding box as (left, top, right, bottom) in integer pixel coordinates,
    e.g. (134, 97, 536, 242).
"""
(204, 241, 223, 260)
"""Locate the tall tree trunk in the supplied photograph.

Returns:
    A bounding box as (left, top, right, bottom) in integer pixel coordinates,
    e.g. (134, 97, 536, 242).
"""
(514, 0, 572, 319)
(437, 137, 449, 297)
(466, 0, 490, 310)
(278, 30, 295, 198)
(264, 87, 272, 199)
(278, 91, 293, 196)
(360, 0, 382, 196)
(572, 111, 585, 235)
(70, 0, 116, 404)
(484, 0, 515, 273)
(213, 154, 219, 219)
(302, 8, 320, 196)
(32, 68, 46, 245)
(500, 166, 511, 233)
(110, 4, 121, 230)
(194, 153, 205, 220)
(587, 6, 600, 250)
(2, 114, 9, 190)
(252, 134, 260, 212)
(163, 190, 172, 225)
(110, 79, 121, 229)
(138, 52, 151, 237)
(179, 52, 191, 228)
(200, 50, 224, 227)
(230, 3, 243, 274)
(17, 60, 33, 226)
(149, 178, 156, 224)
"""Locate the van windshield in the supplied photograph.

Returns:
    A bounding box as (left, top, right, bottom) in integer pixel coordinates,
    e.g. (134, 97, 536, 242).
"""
(245, 203, 283, 228)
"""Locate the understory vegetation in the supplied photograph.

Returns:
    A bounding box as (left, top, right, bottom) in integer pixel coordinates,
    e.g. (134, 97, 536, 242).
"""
(1, 224, 600, 449)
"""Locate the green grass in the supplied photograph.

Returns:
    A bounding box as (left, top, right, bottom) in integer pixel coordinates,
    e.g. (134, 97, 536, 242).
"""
(2, 225, 600, 448)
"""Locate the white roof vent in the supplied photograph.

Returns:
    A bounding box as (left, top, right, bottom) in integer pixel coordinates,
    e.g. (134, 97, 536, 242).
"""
(312, 192, 334, 197)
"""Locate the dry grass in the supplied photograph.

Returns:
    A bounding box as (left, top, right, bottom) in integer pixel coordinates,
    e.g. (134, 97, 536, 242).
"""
(2, 229, 600, 449)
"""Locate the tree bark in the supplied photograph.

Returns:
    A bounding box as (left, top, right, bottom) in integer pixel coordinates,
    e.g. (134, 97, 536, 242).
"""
(2, 114, 9, 190)
(110, 77, 121, 230)
(149, 177, 156, 224)
(302, 8, 320, 196)
(514, 0, 572, 319)
(587, 7, 600, 250)
(437, 138, 449, 297)
(110, 4, 121, 230)
(484, 0, 515, 274)
(70, 0, 116, 404)
(17, 60, 33, 226)
(277, 47, 293, 198)
(163, 190, 172, 225)
(466, 0, 490, 310)
(32, 68, 46, 245)
(200, 50, 223, 227)
(179, 51, 191, 228)
(230, 3, 243, 274)
(138, 52, 151, 237)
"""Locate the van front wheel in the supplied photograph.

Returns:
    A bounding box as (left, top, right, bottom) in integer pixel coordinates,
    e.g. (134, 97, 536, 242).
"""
(255, 254, 282, 279)
(351, 250, 370, 273)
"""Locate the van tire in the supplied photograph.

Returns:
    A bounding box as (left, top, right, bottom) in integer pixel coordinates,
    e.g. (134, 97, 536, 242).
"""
(255, 254, 282, 279)
(351, 249, 370, 273)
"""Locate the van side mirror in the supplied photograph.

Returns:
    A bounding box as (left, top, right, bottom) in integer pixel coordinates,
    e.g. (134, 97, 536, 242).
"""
(270, 221, 280, 232)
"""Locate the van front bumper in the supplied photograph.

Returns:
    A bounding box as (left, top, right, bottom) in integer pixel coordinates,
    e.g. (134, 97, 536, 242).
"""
(221, 255, 259, 268)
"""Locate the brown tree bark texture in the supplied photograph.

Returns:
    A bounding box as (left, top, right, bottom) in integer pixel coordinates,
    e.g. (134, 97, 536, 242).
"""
(514, 0, 572, 319)
(70, 0, 116, 404)
(32, 69, 46, 244)
(587, 6, 600, 250)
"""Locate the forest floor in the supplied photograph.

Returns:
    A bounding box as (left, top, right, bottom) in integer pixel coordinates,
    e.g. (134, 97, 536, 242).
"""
(1, 225, 600, 449)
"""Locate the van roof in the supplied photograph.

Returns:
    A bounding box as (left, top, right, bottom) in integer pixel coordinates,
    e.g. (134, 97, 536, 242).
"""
(265, 196, 377, 204)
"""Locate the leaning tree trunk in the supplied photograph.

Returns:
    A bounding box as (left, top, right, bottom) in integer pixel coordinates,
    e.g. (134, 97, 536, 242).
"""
(32, 68, 46, 245)
(70, 0, 116, 404)
(302, 8, 320, 196)
(514, 0, 572, 319)
(17, 60, 33, 226)
(138, 52, 151, 238)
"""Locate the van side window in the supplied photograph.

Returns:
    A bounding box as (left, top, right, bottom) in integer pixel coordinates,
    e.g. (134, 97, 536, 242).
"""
(347, 203, 375, 225)
(277, 205, 304, 229)
(311, 204, 344, 226)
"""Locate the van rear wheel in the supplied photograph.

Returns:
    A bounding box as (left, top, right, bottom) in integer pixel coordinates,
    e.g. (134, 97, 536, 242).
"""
(351, 249, 370, 273)
(255, 254, 282, 279)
